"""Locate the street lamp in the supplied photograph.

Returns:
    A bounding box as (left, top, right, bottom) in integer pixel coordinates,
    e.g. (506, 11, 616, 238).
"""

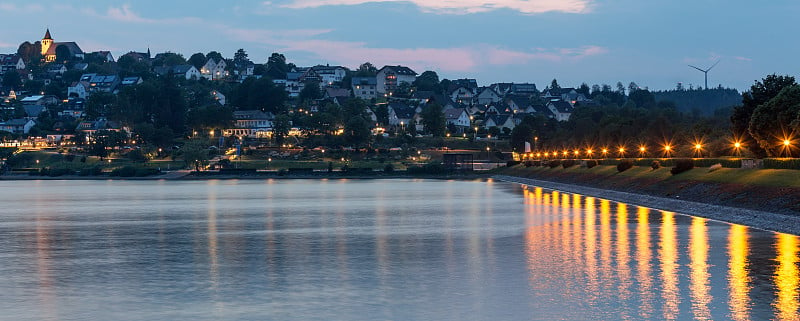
(694, 143, 703, 157)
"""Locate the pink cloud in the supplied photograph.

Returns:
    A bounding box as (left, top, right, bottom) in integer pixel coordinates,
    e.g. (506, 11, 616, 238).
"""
(82, 5, 202, 24)
(488, 46, 607, 64)
(278, 0, 592, 14)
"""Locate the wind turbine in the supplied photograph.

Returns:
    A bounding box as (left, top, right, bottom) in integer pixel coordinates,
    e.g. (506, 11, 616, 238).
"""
(688, 60, 720, 90)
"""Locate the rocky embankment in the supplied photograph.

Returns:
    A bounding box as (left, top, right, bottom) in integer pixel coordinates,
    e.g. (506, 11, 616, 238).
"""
(493, 169, 800, 235)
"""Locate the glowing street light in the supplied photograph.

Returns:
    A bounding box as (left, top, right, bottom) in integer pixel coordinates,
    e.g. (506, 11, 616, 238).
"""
(639, 146, 647, 156)
(694, 143, 703, 157)
(601, 148, 608, 158)
(618, 147, 626, 157)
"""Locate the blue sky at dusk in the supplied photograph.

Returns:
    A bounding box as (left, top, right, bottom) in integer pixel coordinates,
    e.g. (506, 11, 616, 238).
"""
(0, 0, 796, 91)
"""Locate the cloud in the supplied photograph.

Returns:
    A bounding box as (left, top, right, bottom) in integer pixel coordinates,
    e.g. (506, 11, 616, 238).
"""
(82, 4, 202, 24)
(225, 26, 607, 72)
(0, 3, 44, 13)
(734, 56, 752, 62)
(277, 0, 592, 14)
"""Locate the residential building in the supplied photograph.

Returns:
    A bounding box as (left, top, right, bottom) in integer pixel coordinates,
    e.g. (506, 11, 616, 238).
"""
(444, 108, 471, 133)
(387, 102, 416, 127)
(476, 87, 503, 105)
(201, 58, 228, 80)
(376, 65, 417, 95)
(154, 65, 201, 80)
(351, 77, 377, 100)
(0, 119, 35, 134)
(223, 110, 275, 138)
(546, 100, 574, 121)
(312, 65, 348, 86)
(0, 54, 25, 74)
(79, 74, 120, 94)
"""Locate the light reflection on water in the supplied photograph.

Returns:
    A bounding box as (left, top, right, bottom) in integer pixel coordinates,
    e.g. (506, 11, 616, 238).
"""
(0, 179, 798, 320)
(521, 185, 800, 321)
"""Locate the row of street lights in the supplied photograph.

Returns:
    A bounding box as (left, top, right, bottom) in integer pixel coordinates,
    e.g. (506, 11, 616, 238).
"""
(520, 138, 796, 159)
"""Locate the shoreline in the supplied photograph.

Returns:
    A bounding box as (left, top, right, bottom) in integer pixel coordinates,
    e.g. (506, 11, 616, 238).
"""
(494, 175, 800, 236)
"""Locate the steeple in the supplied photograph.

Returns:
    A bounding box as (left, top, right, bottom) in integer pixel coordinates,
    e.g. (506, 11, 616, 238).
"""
(41, 28, 54, 58)
(43, 28, 52, 40)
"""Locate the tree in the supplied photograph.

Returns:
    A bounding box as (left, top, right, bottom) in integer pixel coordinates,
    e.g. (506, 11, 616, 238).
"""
(55, 45, 72, 63)
(731, 74, 796, 157)
(549, 79, 561, 90)
(344, 116, 370, 146)
(233, 49, 249, 68)
(2, 70, 22, 89)
(273, 114, 291, 146)
(355, 62, 377, 76)
(298, 81, 322, 104)
(374, 104, 389, 125)
(420, 102, 446, 137)
(413, 71, 441, 92)
(206, 51, 224, 63)
(748, 85, 800, 156)
(628, 89, 655, 109)
(266, 53, 289, 79)
(180, 139, 210, 171)
(188, 53, 207, 70)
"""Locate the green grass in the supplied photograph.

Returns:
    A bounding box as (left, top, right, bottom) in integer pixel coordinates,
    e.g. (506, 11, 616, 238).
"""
(499, 164, 800, 188)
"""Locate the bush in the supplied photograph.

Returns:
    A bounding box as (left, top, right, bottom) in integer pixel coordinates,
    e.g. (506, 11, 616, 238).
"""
(384, 163, 394, 173)
(64, 154, 76, 162)
(127, 149, 149, 163)
(562, 159, 576, 168)
(617, 160, 633, 172)
(671, 159, 694, 175)
(79, 166, 102, 176)
(651, 160, 661, 170)
(506, 160, 522, 167)
(585, 160, 598, 169)
(111, 166, 138, 177)
(708, 163, 723, 172)
(548, 160, 561, 168)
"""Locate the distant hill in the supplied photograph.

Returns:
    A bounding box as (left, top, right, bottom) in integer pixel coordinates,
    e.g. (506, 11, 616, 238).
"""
(652, 88, 741, 115)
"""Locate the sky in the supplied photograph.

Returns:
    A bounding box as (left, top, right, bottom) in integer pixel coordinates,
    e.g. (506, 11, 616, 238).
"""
(0, 0, 797, 91)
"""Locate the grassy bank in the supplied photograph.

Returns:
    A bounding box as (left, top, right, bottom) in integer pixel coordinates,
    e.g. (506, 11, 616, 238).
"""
(494, 164, 800, 215)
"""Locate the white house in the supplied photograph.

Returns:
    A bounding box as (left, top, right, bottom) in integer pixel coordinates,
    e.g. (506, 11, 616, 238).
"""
(351, 77, 377, 100)
(155, 65, 200, 80)
(546, 100, 574, 122)
(484, 114, 515, 131)
(68, 81, 89, 99)
(376, 65, 416, 95)
(448, 85, 475, 105)
(0, 54, 25, 74)
(476, 87, 502, 105)
(201, 58, 228, 80)
(0, 119, 35, 134)
(222, 110, 275, 138)
(444, 108, 471, 133)
(312, 65, 348, 86)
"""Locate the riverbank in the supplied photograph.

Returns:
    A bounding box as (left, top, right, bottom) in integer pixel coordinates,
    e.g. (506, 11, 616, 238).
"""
(493, 165, 800, 235)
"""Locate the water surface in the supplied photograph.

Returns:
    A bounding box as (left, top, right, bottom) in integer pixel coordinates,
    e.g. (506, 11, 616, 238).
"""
(0, 179, 797, 320)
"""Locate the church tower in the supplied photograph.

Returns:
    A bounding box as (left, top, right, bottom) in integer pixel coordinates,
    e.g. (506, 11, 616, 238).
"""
(41, 28, 53, 57)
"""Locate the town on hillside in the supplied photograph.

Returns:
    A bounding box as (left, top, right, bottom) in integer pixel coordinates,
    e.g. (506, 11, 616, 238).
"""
(1, 29, 759, 173)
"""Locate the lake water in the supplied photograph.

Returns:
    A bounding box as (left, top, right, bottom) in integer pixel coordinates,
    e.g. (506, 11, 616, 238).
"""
(0, 179, 797, 320)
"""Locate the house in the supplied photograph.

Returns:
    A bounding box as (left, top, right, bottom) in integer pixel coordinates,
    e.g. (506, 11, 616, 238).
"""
(223, 110, 275, 138)
(121, 77, 143, 86)
(0, 54, 25, 74)
(505, 95, 531, 113)
(79, 74, 120, 93)
(351, 77, 377, 100)
(451, 78, 479, 90)
(201, 58, 228, 80)
(387, 102, 416, 127)
(121, 50, 151, 63)
(476, 87, 502, 105)
(0, 118, 35, 134)
(484, 114, 515, 131)
(448, 85, 475, 105)
(312, 65, 348, 86)
(21, 95, 59, 106)
(154, 65, 200, 80)
(443, 108, 471, 133)
(376, 65, 417, 95)
(510, 83, 538, 96)
(23, 105, 47, 119)
(546, 100, 574, 121)
(541, 88, 586, 104)
(284, 72, 304, 98)
(46, 64, 68, 75)
(59, 98, 86, 118)
(75, 118, 127, 137)
(211, 90, 226, 105)
(71, 63, 88, 71)
(324, 88, 351, 100)
(88, 51, 115, 62)
(490, 83, 514, 95)
(67, 81, 90, 99)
